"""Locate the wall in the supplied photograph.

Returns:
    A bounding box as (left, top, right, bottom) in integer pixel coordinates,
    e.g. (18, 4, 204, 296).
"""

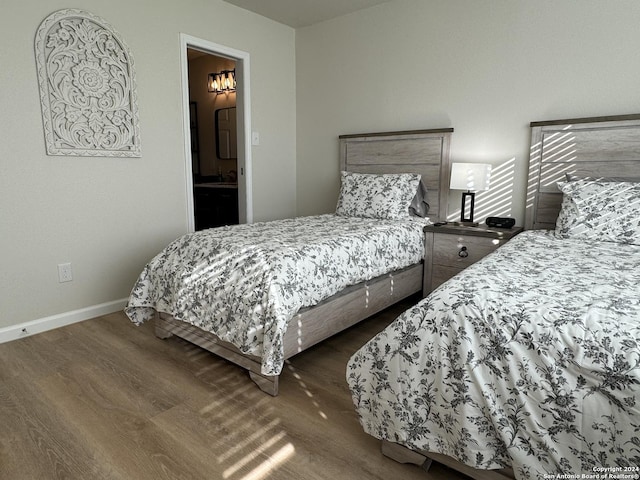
(295, 0, 640, 220)
(0, 0, 296, 332)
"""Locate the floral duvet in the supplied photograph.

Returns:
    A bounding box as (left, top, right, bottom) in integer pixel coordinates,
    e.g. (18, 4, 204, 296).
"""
(125, 214, 426, 376)
(347, 230, 640, 479)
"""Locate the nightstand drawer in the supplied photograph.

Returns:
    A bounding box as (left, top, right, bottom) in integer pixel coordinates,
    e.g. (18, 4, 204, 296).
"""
(422, 224, 523, 296)
(432, 233, 500, 268)
(431, 265, 465, 290)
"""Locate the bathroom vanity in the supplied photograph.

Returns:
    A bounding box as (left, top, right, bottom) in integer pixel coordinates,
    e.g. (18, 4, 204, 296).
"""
(194, 182, 239, 230)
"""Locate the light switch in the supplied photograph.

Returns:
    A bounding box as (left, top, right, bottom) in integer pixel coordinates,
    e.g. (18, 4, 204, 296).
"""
(251, 131, 260, 145)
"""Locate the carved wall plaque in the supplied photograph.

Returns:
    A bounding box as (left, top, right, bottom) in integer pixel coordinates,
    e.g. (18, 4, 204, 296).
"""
(35, 9, 141, 157)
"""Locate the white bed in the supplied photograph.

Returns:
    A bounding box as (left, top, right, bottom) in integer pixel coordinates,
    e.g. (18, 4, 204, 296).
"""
(125, 128, 453, 395)
(346, 114, 640, 479)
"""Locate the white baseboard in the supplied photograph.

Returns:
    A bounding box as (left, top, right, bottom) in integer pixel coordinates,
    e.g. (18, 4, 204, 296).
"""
(0, 298, 128, 344)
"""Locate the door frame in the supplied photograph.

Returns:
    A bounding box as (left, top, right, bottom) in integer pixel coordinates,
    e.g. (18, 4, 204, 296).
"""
(179, 33, 253, 229)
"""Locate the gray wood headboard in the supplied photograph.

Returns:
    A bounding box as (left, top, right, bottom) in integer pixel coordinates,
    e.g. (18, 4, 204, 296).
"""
(339, 129, 454, 221)
(526, 114, 640, 230)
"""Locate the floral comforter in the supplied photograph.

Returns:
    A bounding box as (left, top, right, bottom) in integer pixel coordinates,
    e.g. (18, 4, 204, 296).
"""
(125, 214, 427, 376)
(347, 230, 640, 479)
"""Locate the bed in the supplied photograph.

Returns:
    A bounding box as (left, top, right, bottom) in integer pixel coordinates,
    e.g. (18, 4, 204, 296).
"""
(125, 128, 453, 396)
(346, 114, 640, 479)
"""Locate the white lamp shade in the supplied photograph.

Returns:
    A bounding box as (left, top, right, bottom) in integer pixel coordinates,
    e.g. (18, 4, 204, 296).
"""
(450, 163, 492, 191)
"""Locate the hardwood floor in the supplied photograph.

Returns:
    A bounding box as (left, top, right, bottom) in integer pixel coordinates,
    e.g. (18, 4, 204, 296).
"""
(0, 296, 470, 480)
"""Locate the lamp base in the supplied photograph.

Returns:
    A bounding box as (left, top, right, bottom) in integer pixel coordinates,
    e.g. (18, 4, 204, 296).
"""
(460, 191, 476, 223)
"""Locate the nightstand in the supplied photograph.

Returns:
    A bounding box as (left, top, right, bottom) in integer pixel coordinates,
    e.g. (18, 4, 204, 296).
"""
(423, 223, 523, 296)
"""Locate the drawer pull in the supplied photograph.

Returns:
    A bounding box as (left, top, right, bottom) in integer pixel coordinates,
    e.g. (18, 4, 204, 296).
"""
(458, 246, 468, 258)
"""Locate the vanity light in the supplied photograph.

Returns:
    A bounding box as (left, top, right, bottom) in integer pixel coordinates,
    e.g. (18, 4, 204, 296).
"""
(449, 162, 492, 224)
(208, 69, 236, 94)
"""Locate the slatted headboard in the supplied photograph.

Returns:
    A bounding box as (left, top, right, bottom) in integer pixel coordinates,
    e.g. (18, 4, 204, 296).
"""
(338, 129, 454, 221)
(525, 114, 640, 230)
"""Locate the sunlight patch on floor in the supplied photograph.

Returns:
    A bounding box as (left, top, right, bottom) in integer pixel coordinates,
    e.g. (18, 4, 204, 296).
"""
(287, 362, 328, 420)
(223, 431, 289, 478)
(218, 418, 283, 463)
(237, 442, 295, 480)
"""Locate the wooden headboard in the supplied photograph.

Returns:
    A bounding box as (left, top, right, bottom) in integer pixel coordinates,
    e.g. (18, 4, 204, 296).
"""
(526, 114, 640, 230)
(339, 129, 454, 221)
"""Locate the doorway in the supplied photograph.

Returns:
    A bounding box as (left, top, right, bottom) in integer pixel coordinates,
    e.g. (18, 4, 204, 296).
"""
(179, 34, 252, 231)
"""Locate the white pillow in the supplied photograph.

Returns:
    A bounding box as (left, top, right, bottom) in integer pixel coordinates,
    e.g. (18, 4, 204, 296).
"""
(555, 179, 640, 245)
(335, 171, 422, 220)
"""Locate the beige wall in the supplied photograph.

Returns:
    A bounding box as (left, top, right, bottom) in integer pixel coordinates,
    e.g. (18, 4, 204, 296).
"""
(0, 0, 296, 328)
(295, 0, 640, 220)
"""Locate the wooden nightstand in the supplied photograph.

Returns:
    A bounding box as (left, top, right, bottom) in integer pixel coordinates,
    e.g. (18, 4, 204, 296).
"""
(423, 223, 523, 296)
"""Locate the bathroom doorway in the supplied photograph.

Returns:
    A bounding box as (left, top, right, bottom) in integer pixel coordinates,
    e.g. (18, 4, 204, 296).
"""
(179, 34, 252, 231)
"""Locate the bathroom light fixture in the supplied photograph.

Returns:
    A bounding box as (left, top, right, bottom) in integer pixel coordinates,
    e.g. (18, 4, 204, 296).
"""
(449, 162, 492, 224)
(208, 69, 236, 94)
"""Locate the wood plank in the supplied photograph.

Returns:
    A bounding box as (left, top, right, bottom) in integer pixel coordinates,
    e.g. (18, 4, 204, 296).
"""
(283, 264, 422, 358)
(541, 128, 640, 163)
(538, 160, 640, 192)
(381, 439, 430, 467)
(0, 371, 116, 480)
(530, 113, 640, 127)
(339, 128, 453, 139)
(37, 364, 212, 479)
(344, 138, 443, 166)
(0, 303, 475, 480)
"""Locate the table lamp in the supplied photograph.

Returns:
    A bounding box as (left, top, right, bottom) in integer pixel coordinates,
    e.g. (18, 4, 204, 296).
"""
(449, 163, 492, 225)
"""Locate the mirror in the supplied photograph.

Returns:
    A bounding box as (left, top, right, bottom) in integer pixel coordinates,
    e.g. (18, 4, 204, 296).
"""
(215, 107, 237, 159)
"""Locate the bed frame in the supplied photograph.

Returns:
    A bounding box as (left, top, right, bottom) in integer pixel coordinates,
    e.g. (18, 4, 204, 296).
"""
(382, 113, 640, 480)
(155, 128, 453, 396)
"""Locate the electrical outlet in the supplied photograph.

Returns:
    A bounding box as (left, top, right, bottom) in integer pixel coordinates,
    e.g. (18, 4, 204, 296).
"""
(58, 263, 73, 283)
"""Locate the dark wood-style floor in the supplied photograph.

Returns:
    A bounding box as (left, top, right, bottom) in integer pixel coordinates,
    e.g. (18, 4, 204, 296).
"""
(0, 296, 469, 480)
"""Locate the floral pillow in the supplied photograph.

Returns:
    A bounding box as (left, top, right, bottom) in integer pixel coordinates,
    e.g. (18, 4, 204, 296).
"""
(555, 179, 640, 245)
(335, 171, 422, 220)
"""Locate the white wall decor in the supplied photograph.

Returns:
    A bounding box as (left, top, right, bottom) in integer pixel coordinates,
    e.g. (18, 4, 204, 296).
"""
(34, 9, 141, 157)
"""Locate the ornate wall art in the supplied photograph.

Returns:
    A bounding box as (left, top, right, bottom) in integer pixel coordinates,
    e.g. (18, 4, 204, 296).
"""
(35, 9, 141, 157)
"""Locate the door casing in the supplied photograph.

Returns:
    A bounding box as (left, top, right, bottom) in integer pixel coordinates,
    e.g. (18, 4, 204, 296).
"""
(179, 33, 253, 230)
